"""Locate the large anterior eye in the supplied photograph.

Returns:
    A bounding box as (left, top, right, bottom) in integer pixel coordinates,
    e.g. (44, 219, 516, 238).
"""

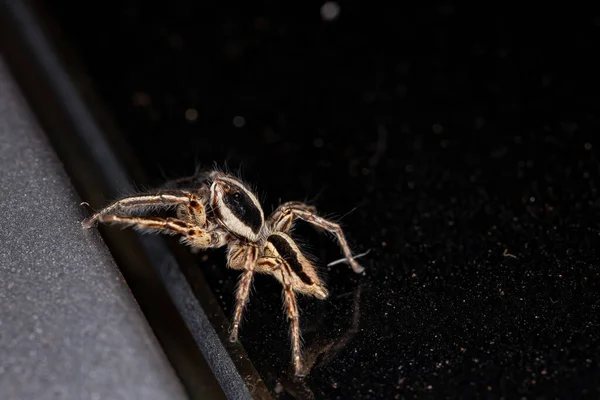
(222, 187, 263, 235)
(228, 191, 245, 212)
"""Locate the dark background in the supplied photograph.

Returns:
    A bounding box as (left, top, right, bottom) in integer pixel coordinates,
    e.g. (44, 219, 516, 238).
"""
(45, 2, 600, 398)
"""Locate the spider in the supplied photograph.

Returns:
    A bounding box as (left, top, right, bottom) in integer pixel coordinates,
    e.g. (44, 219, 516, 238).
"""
(81, 170, 365, 375)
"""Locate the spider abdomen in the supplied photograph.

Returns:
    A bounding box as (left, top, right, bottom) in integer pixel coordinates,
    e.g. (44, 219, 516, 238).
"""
(264, 233, 329, 300)
(267, 234, 313, 285)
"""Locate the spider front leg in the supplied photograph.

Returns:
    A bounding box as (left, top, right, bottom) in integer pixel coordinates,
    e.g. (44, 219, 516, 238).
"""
(228, 245, 259, 342)
(268, 202, 365, 274)
(82, 190, 205, 228)
(268, 201, 317, 232)
(88, 215, 223, 249)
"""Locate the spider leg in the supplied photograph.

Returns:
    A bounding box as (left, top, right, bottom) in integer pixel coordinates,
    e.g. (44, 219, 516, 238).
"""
(229, 246, 259, 342)
(268, 201, 316, 232)
(256, 254, 308, 376)
(82, 190, 203, 228)
(279, 264, 303, 376)
(93, 215, 222, 249)
(268, 203, 365, 274)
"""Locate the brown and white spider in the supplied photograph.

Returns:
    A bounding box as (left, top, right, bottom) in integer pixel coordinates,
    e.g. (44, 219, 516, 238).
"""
(82, 170, 364, 375)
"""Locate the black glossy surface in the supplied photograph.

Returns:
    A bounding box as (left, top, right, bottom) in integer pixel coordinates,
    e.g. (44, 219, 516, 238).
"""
(48, 2, 600, 398)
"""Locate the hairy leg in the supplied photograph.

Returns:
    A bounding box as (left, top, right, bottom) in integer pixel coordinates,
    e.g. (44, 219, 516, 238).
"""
(229, 246, 259, 342)
(82, 190, 204, 228)
(267, 201, 316, 233)
(279, 265, 303, 375)
(90, 215, 222, 248)
(268, 202, 365, 273)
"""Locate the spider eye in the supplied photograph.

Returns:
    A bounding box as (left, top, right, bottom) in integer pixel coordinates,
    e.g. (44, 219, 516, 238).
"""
(216, 182, 264, 239)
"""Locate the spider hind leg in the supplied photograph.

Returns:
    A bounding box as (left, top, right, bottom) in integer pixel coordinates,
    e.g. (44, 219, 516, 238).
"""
(268, 203, 365, 274)
(227, 245, 259, 342)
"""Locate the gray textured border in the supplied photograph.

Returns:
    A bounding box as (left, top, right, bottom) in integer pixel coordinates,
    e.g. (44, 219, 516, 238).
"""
(0, 58, 189, 400)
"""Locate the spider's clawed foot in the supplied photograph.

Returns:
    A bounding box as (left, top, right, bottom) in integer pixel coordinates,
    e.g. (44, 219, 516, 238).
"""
(80, 202, 97, 229)
(81, 216, 97, 229)
(293, 356, 305, 377)
(229, 325, 240, 343)
(349, 259, 365, 274)
(81, 213, 111, 229)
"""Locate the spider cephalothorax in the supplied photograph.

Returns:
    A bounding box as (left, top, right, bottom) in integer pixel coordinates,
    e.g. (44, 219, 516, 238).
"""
(82, 170, 364, 375)
(209, 173, 264, 241)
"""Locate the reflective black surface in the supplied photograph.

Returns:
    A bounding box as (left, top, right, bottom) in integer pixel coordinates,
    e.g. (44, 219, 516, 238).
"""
(48, 2, 600, 398)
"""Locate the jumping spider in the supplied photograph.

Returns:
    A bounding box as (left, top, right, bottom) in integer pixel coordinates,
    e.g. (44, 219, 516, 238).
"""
(82, 170, 364, 375)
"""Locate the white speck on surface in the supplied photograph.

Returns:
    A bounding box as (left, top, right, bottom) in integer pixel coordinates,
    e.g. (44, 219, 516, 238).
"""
(185, 108, 198, 121)
(233, 115, 245, 128)
(320, 2, 340, 21)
